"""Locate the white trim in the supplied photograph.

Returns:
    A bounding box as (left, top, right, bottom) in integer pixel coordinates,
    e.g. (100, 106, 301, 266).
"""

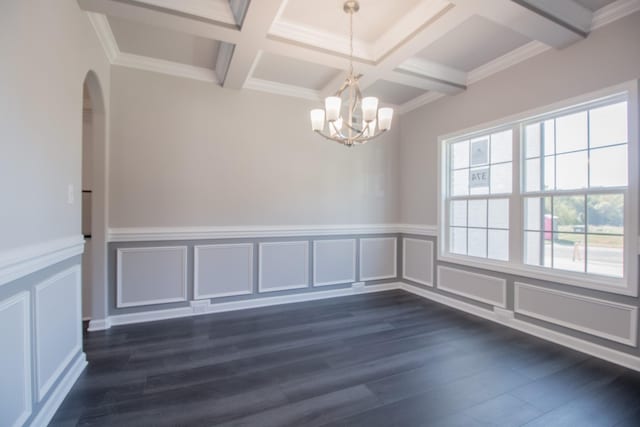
(312, 239, 357, 287)
(0, 235, 84, 287)
(87, 12, 119, 63)
(29, 353, 87, 427)
(116, 246, 188, 308)
(397, 92, 445, 115)
(108, 224, 413, 242)
(258, 241, 309, 293)
(193, 243, 254, 299)
(114, 53, 220, 83)
(359, 237, 398, 281)
(87, 317, 112, 332)
(105, 282, 402, 327)
(0, 292, 31, 427)
(514, 282, 638, 346)
(244, 77, 321, 101)
(401, 282, 640, 372)
(591, 0, 640, 30)
(467, 41, 550, 85)
(437, 265, 507, 308)
(402, 238, 434, 287)
(133, 0, 236, 25)
(35, 266, 83, 401)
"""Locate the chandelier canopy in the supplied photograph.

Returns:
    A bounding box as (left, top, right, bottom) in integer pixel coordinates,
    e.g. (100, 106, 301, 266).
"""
(309, 1, 393, 147)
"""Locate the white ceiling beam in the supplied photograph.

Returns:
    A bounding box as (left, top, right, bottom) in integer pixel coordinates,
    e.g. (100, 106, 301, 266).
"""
(449, 0, 590, 49)
(356, 2, 471, 94)
(77, 0, 242, 44)
(221, 0, 285, 89)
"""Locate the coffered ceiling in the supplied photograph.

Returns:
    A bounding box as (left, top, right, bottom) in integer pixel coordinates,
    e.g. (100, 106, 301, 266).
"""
(79, 0, 639, 113)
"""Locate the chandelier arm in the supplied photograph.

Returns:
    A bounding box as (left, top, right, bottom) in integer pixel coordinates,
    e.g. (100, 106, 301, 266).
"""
(353, 129, 388, 144)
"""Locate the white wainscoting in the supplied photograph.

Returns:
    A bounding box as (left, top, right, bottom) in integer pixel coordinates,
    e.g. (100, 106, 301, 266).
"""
(0, 292, 31, 427)
(360, 237, 397, 281)
(116, 247, 188, 308)
(313, 239, 356, 287)
(437, 266, 507, 308)
(515, 282, 638, 346)
(194, 243, 254, 299)
(259, 241, 309, 293)
(35, 266, 82, 401)
(402, 238, 434, 286)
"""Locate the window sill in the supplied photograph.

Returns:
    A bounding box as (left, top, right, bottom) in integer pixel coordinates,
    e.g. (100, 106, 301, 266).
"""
(437, 253, 637, 297)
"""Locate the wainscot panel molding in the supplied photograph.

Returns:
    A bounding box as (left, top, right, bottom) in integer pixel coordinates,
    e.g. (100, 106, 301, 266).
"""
(313, 239, 357, 287)
(0, 235, 84, 287)
(194, 243, 254, 299)
(402, 238, 434, 286)
(108, 224, 437, 242)
(116, 247, 188, 308)
(401, 282, 640, 372)
(259, 241, 309, 292)
(105, 282, 402, 327)
(35, 266, 82, 401)
(360, 237, 398, 281)
(437, 266, 507, 308)
(0, 292, 31, 427)
(515, 282, 638, 346)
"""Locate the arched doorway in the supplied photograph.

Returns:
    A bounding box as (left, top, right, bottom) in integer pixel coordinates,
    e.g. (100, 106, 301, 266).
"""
(82, 71, 109, 329)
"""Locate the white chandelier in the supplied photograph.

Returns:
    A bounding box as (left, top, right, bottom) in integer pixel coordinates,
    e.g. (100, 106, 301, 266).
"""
(309, 1, 393, 146)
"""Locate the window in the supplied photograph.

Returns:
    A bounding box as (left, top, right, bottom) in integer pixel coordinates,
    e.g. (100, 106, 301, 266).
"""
(440, 84, 638, 295)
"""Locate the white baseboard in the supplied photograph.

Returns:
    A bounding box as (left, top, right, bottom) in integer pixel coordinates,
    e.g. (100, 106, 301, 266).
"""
(400, 282, 640, 372)
(87, 317, 112, 332)
(94, 283, 403, 329)
(29, 352, 87, 427)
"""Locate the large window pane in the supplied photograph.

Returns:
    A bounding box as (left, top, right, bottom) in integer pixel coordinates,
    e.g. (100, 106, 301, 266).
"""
(525, 197, 541, 230)
(488, 229, 509, 261)
(587, 194, 624, 234)
(488, 199, 509, 229)
(543, 119, 555, 155)
(450, 227, 467, 255)
(589, 102, 627, 148)
(590, 145, 627, 188)
(587, 235, 623, 278)
(554, 195, 585, 233)
(556, 111, 587, 153)
(450, 200, 467, 227)
(525, 123, 541, 159)
(452, 169, 469, 196)
(452, 140, 469, 169)
(544, 156, 555, 191)
(525, 158, 541, 192)
(556, 151, 588, 190)
(490, 163, 512, 194)
(491, 130, 512, 164)
(468, 228, 487, 258)
(553, 233, 585, 273)
(470, 167, 490, 195)
(468, 199, 487, 228)
(471, 137, 489, 166)
(525, 231, 543, 266)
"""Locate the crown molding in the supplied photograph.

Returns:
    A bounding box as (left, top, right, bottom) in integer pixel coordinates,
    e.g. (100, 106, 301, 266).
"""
(87, 12, 119, 63)
(467, 41, 550, 85)
(244, 77, 320, 101)
(591, 0, 640, 30)
(268, 19, 374, 61)
(397, 92, 445, 115)
(114, 53, 219, 83)
(397, 58, 468, 87)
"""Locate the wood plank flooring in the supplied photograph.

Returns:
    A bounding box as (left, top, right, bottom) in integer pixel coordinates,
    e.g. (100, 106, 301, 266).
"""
(51, 290, 640, 426)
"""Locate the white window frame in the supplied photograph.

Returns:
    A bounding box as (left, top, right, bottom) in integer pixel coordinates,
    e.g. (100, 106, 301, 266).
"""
(438, 81, 639, 296)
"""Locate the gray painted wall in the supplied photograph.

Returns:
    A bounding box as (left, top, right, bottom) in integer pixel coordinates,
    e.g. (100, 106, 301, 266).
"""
(108, 67, 401, 228)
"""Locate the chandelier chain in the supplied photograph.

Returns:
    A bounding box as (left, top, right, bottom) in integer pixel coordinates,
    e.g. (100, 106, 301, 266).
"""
(349, 9, 354, 76)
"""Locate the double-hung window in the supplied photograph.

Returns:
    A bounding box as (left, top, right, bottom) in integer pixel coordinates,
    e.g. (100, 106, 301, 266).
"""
(440, 83, 638, 295)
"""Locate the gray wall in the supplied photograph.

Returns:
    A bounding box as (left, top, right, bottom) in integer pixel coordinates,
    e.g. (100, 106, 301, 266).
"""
(399, 11, 640, 225)
(108, 67, 401, 228)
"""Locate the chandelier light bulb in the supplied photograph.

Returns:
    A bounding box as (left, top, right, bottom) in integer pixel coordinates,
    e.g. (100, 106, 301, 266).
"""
(378, 108, 394, 131)
(361, 97, 379, 122)
(325, 97, 341, 122)
(310, 109, 325, 131)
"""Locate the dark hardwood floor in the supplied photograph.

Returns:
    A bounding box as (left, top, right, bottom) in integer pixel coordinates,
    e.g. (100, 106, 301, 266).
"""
(51, 290, 640, 426)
